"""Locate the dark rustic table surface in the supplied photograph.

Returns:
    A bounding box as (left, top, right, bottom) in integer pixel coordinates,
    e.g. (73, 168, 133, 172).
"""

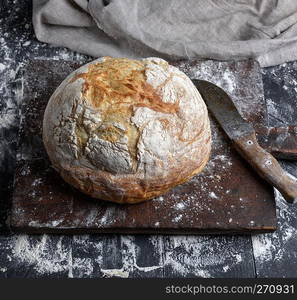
(0, 1, 297, 278)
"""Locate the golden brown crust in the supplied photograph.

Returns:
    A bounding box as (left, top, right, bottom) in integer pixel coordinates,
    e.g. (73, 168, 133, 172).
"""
(70, 57, 179, 114)
(58, 150, 211, 204)
(43, 57, 212, 204)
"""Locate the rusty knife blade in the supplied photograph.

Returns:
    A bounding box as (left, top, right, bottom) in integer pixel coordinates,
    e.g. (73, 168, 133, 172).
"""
(192, 79, 254, 140)
(192, 79, 297, 204)
(193, 79, 297, 161)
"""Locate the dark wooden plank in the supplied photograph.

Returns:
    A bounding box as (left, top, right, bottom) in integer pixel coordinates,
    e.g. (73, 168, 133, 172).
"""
(0, 234, 72, 278)
(10, 59, 276, 234)
(253, 62, 297, 277)
(101, 235, 123, 271)
(253, 171, 297, 277)
(0, 233, 256, 278)
(163, 235, 255, 278)
(71, 235, 104, 278)
(130, 235, 164, 277)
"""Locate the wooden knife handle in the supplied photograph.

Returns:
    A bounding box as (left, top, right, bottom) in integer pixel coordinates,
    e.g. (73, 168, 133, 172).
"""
(234, 131, 297, 203)
(256, 125, 297, 160)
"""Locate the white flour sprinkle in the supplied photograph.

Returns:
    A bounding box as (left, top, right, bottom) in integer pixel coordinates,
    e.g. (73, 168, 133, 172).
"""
(174, 203, 186, 210)
(283, 226, 296, 242)
(0, 63, 6, 72)
(252, 189, 297, 266)
(235, 254, 243, 263)
(155, 196, 164, 202)
(0, 267, 7, 273)
(209, 192, 218, 199)
(173, 214, 183, 223)
(32, 178, 43, 186)
(0, 114, 16, 129)
(223, 265, 230, 272)
(101, 268, 129, 278)
(10, 234, 97, 277)
(222, 71, 236, 92)
(22, 41, 31, 47)
(253, 236, 274, 261)
(6, 233, 250, 278)
(2, 32, 290, 278)
(13, 235, 69, 275)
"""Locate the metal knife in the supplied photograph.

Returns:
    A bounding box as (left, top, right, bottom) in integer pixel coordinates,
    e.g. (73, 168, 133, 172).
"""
(192, 79, 297, 204)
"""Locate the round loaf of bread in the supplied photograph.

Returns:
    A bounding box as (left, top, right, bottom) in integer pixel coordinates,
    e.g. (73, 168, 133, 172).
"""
(43, 57, 211, 204)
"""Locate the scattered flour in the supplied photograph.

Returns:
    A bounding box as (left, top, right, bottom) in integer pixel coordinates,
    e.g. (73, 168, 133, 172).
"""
(101, 268, 129, 278)
(209, 192, 218, 199)
(222, 71, 236, 93)
(0, 267, 7, 273)
(13, 235, 69, 275)
(235, 254, 243, 263)
(0, 63, 6, 72)
(253, 236, 274, 262)
(4, 232, 251, 278)
(163, 235, 247, 277)
(172, 214, 183, 223)
(222, 265, 230, 272)
(22, 41, 31, 47)
(174, 202, 186, 210)
(32, 178, 43, 186)
(0, 114, 17, 129)
(3, 23, 294, 278)
(252, 189, 297, 271)
(155, 196, 164, 202)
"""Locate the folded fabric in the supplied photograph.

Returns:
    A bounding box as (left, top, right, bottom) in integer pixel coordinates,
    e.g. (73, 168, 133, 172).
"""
(33, 0, 297, 67)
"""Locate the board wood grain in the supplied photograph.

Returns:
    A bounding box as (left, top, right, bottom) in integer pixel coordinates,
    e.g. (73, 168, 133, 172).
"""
(10, 59, 276, 234)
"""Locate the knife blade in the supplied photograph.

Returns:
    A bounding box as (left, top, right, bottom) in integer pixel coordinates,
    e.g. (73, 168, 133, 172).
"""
(256, 125, 297, 160)
(192, 79, 297, 204)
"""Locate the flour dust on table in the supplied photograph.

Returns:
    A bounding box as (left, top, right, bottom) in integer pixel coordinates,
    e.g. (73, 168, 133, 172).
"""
(1, 0, 297, 278)
(0, 234, 255, 278)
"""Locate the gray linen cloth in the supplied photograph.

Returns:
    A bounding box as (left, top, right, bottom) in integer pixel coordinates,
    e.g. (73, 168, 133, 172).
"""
(33, 0, 297, 67)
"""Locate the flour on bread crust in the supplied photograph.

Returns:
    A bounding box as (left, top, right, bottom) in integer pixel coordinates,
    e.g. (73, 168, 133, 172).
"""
(43, 57, 211, 203)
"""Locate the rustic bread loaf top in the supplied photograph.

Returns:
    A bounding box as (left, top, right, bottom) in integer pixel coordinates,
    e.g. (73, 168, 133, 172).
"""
(43, 57, 211, 203)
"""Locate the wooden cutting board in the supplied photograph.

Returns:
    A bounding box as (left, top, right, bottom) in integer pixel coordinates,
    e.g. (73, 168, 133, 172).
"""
(10, 59, 276, 234)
